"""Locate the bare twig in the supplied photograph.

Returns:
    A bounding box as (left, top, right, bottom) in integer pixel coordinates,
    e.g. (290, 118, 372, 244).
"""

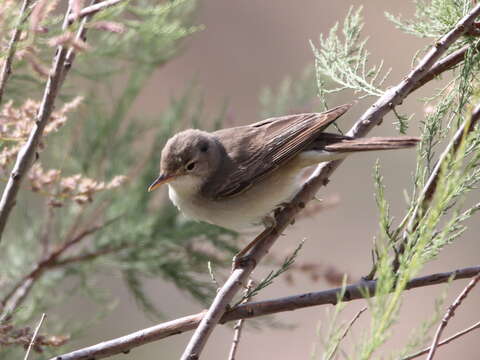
(24, 313, 46, 360)
(49, 265, 480, 360)
(180, 6, 480, 359)
(227, 280, 254, 360)
(327, 307, 367, 360)
(402, 319, 480, 360)
(67, 0, 127, 24)
(0, 0, 33, 105)
(426, 273, 480, 360)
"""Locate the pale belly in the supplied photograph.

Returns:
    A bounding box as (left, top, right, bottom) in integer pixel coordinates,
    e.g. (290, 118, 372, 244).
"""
(168, 169, 302, 231)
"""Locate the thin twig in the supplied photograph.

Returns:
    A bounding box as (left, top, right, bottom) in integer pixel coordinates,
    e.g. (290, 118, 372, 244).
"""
(0, 218, 118, 322)
(0, 0, 34, 105)
(227, 280, 254, 360)
(49, 265, 480, 360)
(327, 307, 367, 360)
(392, 103, 480, 271)
(402, 319, 480, 360)
(410, 43, 478, 94)
(180, 6, 480, 359)
(67, 0, 127, 24)
(426, 273, 480, 360)
(24, 313, 46, 360)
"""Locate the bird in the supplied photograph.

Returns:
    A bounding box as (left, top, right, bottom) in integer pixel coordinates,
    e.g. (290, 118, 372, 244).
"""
(148, 104, 418, 236)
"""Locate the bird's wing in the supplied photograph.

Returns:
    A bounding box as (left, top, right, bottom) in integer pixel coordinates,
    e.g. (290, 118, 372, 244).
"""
(211, 104, 351, 199)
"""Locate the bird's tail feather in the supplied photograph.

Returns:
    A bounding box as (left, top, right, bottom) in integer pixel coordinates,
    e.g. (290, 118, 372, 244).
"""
(323, 136, 420, 152)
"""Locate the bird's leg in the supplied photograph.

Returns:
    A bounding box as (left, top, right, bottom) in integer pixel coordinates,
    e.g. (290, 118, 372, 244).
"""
(232, 215, 277, 270)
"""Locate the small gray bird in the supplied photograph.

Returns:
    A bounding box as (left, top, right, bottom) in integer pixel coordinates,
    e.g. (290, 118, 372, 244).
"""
(148, 104, 418, 231)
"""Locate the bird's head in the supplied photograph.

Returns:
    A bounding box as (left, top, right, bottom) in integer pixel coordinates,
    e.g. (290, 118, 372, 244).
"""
(148, 129, 221, 192)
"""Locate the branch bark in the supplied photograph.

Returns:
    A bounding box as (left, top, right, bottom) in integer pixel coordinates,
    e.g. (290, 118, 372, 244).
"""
(49, 265, 480, 360)
(180, 5, 480, 359)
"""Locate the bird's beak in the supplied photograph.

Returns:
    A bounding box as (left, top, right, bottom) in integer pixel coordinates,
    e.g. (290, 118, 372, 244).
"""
(148, 173, 176, 192)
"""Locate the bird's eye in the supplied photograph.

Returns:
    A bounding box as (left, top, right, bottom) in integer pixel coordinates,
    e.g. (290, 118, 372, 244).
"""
(186, 162, 196, 171)
(200, 143, 209, 152)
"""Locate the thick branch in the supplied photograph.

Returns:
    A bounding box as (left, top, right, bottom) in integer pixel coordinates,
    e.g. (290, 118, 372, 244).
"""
(0, 0, 33, 105)
(50, 265, 480, 360)
(180, 5, 480, 359)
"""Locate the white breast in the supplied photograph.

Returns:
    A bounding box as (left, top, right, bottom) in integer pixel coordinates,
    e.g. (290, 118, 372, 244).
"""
(167, 169, 303, 231)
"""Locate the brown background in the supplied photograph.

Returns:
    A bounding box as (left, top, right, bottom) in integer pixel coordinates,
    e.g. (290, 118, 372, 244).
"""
(68, 2, 479, 359)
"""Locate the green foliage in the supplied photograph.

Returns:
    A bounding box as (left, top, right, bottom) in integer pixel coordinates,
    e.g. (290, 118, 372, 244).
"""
(310, 7, 390, 99)
(386, 0, 472, 39)
(235, 240, 304, 306)
(0, 0, 238, 357)
(311, 2, 480, 359)
(259, 65, 319, 118)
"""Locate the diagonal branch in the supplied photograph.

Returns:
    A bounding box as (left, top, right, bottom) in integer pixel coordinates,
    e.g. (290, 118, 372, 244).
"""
(49, 265, 480, 360)
(392, 103, 480, 271)
(0, 0, 34, 105)
(67, 0, 128, 24)
(227, 280, 254, 360)
(402, 318, 480, 360)
(24, 313, 46, 360)
(426, 273, 480, 360)
(180, 5, 480, 359)
(0, 0, 103, 243)
(0, 218, 118, 322)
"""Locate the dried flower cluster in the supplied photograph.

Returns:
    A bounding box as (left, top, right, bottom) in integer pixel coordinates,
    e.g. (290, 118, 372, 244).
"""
(29, 164, 127, 205)
(0, 97, 127, 205)
(0, 323, 69, 353)
(0, 97, 83, 147)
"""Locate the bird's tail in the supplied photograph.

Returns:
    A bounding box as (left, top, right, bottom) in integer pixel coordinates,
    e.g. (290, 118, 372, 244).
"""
(322, 136, 420, 152)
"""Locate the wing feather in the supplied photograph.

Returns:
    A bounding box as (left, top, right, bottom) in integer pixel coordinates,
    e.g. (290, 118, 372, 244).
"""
(211, 104, 351, 199)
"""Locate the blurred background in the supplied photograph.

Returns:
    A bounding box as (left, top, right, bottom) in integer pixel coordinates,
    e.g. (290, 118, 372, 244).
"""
(67, 1, 478, 359)
(3, 1, 479, 359)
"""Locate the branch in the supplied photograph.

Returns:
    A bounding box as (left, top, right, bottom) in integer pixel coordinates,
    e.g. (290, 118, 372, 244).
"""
(392, 102, 480, 271)
(67, 0, 128, 24)
(0, 2, 95, 243)
(426, 273, 480, 360)
(227, 280, 253, 360)
(180, 5, 480, 359)
(410, 43, 476, 94)
(0, 220, 117, 322)
(24, 313, 46, 360)
(49, 265, 480, 360)
(327, 307, 367, 360)
(402, 319, 480, 360)
(0, 0, 34, 105)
